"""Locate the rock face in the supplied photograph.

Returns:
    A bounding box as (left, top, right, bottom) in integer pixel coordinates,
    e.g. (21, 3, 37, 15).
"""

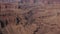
(0, 0, 60, 34)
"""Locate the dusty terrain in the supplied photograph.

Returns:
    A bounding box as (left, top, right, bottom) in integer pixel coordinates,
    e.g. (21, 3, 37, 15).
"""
(0, 0, 60, 34)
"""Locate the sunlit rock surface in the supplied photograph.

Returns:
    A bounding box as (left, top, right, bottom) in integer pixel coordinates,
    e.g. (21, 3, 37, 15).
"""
(0, 0, 60, 34)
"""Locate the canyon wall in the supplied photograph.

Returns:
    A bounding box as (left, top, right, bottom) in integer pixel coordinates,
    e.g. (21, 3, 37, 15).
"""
(0, 0, 60, 34)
